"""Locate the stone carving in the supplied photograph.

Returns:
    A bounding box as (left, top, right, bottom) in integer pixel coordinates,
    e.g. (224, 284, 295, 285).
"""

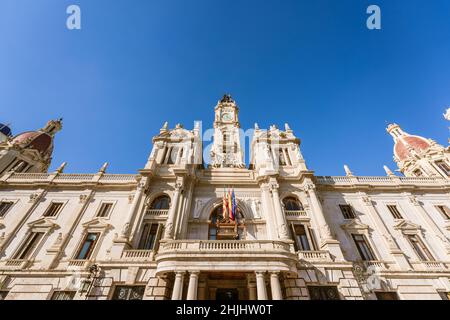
(163, 222, 174, 239)
(79, 194, 89, 204)
(29, 193, 40, 203)
(408, 195, 420, 206)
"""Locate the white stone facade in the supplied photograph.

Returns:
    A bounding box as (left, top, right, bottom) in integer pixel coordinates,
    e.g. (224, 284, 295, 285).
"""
(0, 96, 449, 300)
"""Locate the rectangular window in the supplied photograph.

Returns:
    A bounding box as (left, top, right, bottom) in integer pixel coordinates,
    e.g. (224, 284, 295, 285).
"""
(375, 292, 399, 300)
(0, 201, 14, 218)
(292, 224, 311, 251)
(138, 223, 159, 250)
(387, 205, 403, 219)
(407, 234, 434, 261)
(435, 161, 450, 177)
(75, 233, 99, 260)
(339, 204, 356, 219)
(13, 232, 44, 260)
(352, 234, 376, 261)
(43, 202, 63, 217)
(413, 169, 423, 177)
(307, 286, 340, 300)
(111, 285, 145, 300)
(0, 291, 9, 300)
(166, 147, 177, 164)
(51, 291, 76, 300)
(96, 203, 113, 218)
(435, 205, 450, 220)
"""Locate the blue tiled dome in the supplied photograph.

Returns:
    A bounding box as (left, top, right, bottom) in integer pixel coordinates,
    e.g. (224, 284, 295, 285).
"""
(0, 123, 12, 137)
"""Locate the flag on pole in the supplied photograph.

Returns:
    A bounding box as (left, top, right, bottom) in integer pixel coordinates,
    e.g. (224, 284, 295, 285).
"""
(227, 188, 232, 221)
(231, 188, 237, 221)
(222, 189, 228, 220)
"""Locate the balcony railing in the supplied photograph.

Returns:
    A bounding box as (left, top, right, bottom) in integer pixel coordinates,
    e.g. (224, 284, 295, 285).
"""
(363, 260, 388, 270)
(284, 210, 308, 218)
(298, 250, 333, 262)
(3, 259, 28, 269)
(145, 209, 169, 217)
(122, 250, 154, 261)
(68, 259, 89, 268)
(159, 240, 294, 253)
(411, 261, 448, 271)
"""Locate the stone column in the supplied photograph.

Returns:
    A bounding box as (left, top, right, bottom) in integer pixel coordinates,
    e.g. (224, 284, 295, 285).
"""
(408, 195, 450, 254)
(270, 272, 282, 300)
(171, 271, 185, 300)
(269, 180, 290, 240)
(261, 185, 277, 239)
(119, 178, 147, 239)
(303, 181, 344, 260)
(255, 272, 268, 300)
(186, 271, 199, 300)
(164, 180, 183, 239)
(247, 274, 257, 300)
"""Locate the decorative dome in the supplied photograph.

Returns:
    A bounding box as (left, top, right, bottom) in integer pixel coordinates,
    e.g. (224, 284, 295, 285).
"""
(12, 131, 53, 155)
(387, 123, 431, 161)
(394, 136, 431, 161)
(0, 123, 12, 137)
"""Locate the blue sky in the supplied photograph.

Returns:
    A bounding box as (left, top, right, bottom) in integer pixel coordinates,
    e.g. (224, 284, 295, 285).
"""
(1, 0, 450, 175)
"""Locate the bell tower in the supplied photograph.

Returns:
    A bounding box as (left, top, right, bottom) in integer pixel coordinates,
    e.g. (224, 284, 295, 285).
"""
(209, 95, 245, 168)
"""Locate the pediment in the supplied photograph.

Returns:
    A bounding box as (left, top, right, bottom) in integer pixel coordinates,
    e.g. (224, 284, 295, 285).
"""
(82, 217, 112, 230)
(341, 219, 369, 231)
(27, 217, 60, 231)
(394, 220, 421, 233)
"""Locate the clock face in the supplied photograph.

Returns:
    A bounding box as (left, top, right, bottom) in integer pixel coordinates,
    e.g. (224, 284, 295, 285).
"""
(222, 113, 233, 121)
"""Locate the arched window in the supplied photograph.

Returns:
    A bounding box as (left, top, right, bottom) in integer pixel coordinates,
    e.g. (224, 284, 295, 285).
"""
(150, 195, 171, 210)
(283, 197, 304, 211)
(208, 205, 244, 240)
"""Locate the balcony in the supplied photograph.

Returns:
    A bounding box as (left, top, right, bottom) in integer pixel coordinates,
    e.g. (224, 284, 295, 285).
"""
(155, 240, 298, 276)
(145, 209, 169, 218)
(67, 259, 90, 269)
(298, 251, 333, 262)
(121, 250, 155, 262)
(411, 261, 448, 271)
(284, 210, 308, 218)
(2, 259, 29, 270)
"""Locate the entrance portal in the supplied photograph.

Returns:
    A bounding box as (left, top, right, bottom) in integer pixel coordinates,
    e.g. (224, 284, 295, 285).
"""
(216, 288, 239, 300)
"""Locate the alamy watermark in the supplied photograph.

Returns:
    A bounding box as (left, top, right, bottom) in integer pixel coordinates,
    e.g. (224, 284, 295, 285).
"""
(66, 5, 382, 31)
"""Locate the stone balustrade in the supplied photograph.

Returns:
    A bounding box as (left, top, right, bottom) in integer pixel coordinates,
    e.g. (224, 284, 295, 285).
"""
(284, 210, 308, 218)
(145, 209, 169, 217)
(315, 176, 448, 188)
(298, 250, 333, 262)
(159, 240, 294, 253)
(122, 250, 154, 261)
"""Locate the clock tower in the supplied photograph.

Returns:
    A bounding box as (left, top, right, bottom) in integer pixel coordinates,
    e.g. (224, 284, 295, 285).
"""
(209, 94, 246, 168)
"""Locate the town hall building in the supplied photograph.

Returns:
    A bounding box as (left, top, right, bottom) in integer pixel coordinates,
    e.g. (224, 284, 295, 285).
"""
(0, 95, 449, 300)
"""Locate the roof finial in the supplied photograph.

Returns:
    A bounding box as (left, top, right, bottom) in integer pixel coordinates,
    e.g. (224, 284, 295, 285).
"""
(55, 162, 67, 174)
(41, 118, 63, 136)
(285, 123, 292, 132)
(344, 164, 354, 177)
(383, 165, 395, 177)
(98, 162, 108, 174)
(254, 123, 260, 130)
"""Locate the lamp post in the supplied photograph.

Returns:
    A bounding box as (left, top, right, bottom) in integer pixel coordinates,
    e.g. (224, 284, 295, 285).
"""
(80, 264, 102, 299)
